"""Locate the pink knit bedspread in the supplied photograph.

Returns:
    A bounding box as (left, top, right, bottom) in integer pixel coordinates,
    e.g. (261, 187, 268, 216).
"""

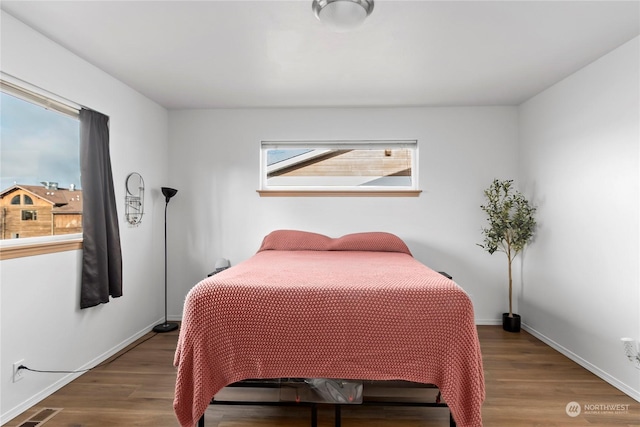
(174, 231, 484, 426)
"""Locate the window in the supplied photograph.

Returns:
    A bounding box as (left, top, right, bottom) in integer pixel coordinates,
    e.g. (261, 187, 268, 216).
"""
(0, 77, 82, 251)
(21, 210, 37, 221)
(259, 140, 419, 196)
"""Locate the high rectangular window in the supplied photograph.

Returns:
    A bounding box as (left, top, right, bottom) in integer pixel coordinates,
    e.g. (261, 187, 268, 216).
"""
(260, 140, 418, 194)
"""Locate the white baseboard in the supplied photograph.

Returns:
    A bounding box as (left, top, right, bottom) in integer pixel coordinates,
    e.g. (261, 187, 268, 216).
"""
(0, 317, 164, 425)
(523, 323, 640, 403)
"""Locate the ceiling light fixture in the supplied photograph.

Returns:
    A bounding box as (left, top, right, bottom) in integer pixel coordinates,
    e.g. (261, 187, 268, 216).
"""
(312, 0, 374, 32)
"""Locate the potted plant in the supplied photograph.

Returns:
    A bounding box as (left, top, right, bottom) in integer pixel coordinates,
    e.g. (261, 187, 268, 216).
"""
(478, 179, 536, 332)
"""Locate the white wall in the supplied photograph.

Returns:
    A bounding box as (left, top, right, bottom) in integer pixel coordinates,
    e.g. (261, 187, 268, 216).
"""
(167, 106, 519, 324)
(0, 12, 169, 423)
(518, 36, 640, 400)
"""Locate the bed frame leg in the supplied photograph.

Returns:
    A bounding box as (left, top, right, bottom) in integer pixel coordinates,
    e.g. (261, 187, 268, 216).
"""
(334, 405, 342, 427)
(449, 411, 456, 427)
(197, 413, 205, 427)
(311, 403, 318, 427)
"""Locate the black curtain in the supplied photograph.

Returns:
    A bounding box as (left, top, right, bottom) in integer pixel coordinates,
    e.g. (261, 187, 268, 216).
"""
(79, 108, 122, 309)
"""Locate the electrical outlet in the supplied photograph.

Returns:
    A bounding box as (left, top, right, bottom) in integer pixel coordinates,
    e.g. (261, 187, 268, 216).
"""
(12, 359, 24, 383)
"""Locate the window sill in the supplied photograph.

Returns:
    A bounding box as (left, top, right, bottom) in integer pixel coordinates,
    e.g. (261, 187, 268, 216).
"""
(257, 190, 422, 197)
(0, 238, 83, 260)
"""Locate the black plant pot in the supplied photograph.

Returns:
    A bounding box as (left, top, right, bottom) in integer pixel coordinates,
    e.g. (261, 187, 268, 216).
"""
(502, 313, 521, 333)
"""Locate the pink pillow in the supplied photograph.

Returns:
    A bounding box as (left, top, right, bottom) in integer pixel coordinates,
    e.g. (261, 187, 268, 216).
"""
(330, 232, 412, 255)
(258, 230, 411, 255)
(258, 230, 332, 252)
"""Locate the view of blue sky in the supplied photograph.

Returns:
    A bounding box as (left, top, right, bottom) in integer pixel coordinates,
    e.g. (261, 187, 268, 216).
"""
(0, 92, 80, 192)
(266, 149, 312, 166)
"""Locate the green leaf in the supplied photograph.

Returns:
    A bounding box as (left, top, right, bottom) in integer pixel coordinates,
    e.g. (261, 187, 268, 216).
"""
(478, 179, 536, 258)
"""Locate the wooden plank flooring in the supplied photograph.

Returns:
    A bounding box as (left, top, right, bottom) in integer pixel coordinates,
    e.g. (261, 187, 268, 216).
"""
(5, 326, 639, 427)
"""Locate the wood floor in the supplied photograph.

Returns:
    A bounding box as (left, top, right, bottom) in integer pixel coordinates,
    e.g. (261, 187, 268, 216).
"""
(5, 326, 639, 427)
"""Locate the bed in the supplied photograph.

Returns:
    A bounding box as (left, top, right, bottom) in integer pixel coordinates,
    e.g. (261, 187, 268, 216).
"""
(174, 230, 485, 427)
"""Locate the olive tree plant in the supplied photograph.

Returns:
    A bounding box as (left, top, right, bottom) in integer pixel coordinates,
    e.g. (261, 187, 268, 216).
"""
(478, 179, 536, 318)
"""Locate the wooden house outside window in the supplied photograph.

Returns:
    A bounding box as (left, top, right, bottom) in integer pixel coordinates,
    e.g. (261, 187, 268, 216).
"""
(0, 184, 82, 239)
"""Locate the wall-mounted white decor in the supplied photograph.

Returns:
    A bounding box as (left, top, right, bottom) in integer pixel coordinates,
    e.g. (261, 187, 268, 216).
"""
(125, 172, 144, 225)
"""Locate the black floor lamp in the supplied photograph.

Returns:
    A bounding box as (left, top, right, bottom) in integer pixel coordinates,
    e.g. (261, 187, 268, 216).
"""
(153, 187, 179, 333)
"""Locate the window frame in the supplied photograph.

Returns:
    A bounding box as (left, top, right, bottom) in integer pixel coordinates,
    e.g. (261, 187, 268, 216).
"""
(258, 140, 421, 197)
(0, 74, 83, 259)
(0, 233, 83, 260)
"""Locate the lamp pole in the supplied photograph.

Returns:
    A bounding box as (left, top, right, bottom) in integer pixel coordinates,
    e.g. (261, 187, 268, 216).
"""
(153, 187, 179, 333)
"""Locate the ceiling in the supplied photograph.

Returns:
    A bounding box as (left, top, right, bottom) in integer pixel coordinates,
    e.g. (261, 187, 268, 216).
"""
(1, 1, 639, 109)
